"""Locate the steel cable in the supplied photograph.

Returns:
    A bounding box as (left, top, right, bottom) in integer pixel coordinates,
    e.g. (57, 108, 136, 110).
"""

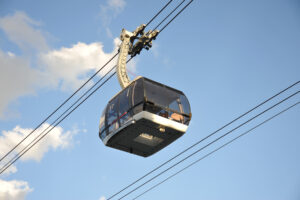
(0, 0, 177, 173)
(117, 90, 299, 199)
(132, 101, 300, 199)
(0, 52, 119, 163)
(107, 81, 299, 199)
(0, 57, 134, 174)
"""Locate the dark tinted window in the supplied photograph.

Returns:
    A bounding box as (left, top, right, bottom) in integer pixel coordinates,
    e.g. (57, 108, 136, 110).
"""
(144, 80, 182, 110)
(119, 87, 131, 125)
(180, 95, 191, 114)
(132, 78, 144, 106)
(132, 79, 144, 114)
(143, 79, 191, 125)
(169, 99, 181, 113)
(99, 108, 106, 140)
(106, 97, 119, 134)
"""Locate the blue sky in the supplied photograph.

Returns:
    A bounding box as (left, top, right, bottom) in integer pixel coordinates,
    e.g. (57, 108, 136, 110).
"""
(0, 0, 299, 199)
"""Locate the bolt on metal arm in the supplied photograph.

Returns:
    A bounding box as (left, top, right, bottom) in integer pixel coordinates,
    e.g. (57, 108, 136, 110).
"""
(130, 29, 159, 57)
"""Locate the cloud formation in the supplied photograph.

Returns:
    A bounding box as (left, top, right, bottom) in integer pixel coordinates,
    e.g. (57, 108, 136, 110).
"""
(0, 11, 50, 119)
(100, 0, 126, 25)
(39, 38, 120, 90)
(0, 8, 127, 200)
(0, 123, 77, 199)
(0, 123, 78, 175)
(0, 50, 49, 119)
(0, 11, 48, 52)
(0, 11, 135, 119)
(99, 0, 126, 38)
(0, 179, 33, 200)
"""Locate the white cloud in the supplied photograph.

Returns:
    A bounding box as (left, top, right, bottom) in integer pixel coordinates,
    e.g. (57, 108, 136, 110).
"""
(0, 123, 78, 175)
(107, 0, 126, 10)
(151, 42, 160, 58)
(0, 50, 48, 119)
(0, 124, 78, 198)
(99, 196, 106, 200)
(100, 0, 126, 24)
(106, 27, 113, 38)
(0, 164, 17, 176)
(0, 12, 125, 119)
(0, 12, 52, 119)
(99, 0, 126, 37)
(0, 179, 33, 200)
(0, 9, 128, 200)
(39, 38, 121, 91)
(0, 11, 48, 52)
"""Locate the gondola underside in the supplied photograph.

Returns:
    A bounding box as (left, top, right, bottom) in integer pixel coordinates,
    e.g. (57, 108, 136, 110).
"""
(104, 111, 187, 157)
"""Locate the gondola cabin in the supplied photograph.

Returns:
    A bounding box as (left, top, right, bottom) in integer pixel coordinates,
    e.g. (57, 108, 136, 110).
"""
(99, 77, 192, 157)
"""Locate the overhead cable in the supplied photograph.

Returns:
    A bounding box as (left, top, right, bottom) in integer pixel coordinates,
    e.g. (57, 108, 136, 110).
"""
(159, 0, 194, 34)
(107, 81, 299, 200)
(0, 0, 175, 164)
(0, 69, 117, 175)
(152, 0, 186, 31)
(0, 52, 119, 163)
(0, 57, 132, 174)
(117, 90, 299, 199)
(145, 0, 174, 27)
(0, 0, 176, 173)
(133, 101, 300, 199)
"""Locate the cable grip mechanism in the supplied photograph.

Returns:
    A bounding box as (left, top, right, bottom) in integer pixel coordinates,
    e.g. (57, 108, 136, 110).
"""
(116, 24, 159, 89)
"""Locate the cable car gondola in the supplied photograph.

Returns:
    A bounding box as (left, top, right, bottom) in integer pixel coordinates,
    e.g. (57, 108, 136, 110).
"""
(99, 77, 191, 157)
(98, 25, 192, 157)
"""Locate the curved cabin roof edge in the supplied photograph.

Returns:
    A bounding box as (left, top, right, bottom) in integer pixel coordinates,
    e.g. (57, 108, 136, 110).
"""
(108, 76, 185, 104)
